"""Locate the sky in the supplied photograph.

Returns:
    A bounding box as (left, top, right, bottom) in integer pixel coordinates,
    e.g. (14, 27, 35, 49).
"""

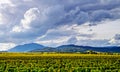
(0, 0, 120, 51)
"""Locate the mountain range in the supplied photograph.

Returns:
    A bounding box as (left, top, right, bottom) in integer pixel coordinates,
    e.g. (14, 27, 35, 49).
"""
(8, 43, 44, 52)
(7, 43, 120, 53)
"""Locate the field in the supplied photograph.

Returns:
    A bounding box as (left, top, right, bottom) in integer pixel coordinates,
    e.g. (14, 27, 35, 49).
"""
(0, 53, 120, 72)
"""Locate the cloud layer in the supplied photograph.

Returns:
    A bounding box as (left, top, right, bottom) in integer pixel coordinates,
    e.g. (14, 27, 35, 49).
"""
(0, 0, 120, 50)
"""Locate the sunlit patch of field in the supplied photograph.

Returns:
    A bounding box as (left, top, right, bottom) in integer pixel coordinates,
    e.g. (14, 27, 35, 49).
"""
(0, 52, 120, 72)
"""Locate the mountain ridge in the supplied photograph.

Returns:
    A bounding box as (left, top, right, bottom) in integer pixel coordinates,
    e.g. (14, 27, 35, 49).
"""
(30, 44, 120, 53)
(7, 43, 120, 53)
(8, 43, 45, 52)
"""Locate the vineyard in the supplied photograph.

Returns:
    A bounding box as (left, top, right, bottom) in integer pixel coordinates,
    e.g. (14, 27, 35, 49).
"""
(0, 53, 120, 72)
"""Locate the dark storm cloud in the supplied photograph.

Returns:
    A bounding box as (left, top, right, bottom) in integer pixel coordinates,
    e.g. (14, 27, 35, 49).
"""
(0, 0, 120, 45)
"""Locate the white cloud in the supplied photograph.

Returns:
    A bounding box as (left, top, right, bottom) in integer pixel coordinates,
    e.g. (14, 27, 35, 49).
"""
(21, 8, 40, 29)
(0, 43, 16, 51)
(23, 0, 33, 2)
(76, 39, 109, 47)
(36, 37, 69, 47)
(13, 5, 65, 32)
(11, 8, 42, 34)
(0, 0, 11, 4)
(35, 19, 120, 47)
(0, 13, 4, 25)
(0, 0, 120, 50)
(67, 37, 78, 44)
(35, 23, 94, 47)
(109, 34, 120, 46)
(0, 0, 15, 7)
(12, 26, 22, 32)
(91, 19, 120, 40)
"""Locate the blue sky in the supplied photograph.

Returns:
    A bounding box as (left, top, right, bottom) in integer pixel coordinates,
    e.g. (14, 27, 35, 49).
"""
(0, 0, 120, 50)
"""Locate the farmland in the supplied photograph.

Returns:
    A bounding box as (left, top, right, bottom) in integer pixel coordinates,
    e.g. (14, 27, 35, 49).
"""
(0, 53, 120, 72)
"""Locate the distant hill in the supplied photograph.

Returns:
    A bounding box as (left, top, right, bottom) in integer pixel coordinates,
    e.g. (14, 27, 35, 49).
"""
(56, 44, 87, 52)
(0, 51, 7, 53)
(57, 45, 120, 53)
(8, 43, 120, 53)
(8, 43, 45, 52)
(30, 44, 120, 53)
(31, 47, 57, 52)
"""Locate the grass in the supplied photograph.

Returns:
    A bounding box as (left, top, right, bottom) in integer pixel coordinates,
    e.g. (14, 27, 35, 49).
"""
(0, 52, 120, 72)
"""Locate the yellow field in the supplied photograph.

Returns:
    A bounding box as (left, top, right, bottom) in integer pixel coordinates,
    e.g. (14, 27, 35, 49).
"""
(0, 52, 119, 56)
(0, 53, 120, 72)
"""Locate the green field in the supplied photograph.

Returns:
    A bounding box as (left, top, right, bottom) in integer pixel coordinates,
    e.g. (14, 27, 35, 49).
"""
(0, 53, 120, 72)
